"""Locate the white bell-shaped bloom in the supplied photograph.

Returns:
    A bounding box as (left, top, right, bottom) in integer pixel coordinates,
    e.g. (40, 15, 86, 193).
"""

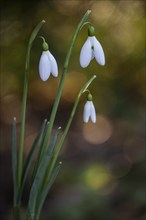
(83, 100, 96, 123)
(39, 51, 58, 81)
(80, 36, 105, 68)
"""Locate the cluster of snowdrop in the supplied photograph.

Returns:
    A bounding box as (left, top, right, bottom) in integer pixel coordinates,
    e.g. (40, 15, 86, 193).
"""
(39, 25, 105, 124)
(11, 12, 107, 220)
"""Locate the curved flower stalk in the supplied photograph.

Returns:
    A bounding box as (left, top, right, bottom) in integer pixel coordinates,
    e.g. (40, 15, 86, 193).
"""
(12, 20, 46, 220)
(41, 76, 97, 198)
(83, 93, 96, 123)
(17, 20, 46, 190)
(39, 39, 58, 81)
(80, 25, 105, 67)
(40, 10, 92, 154)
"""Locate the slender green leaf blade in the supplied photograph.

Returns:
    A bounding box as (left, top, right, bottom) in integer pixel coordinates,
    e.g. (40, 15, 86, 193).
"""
(46, 127, 61, 156)
(35, 162, 62, 220)
(22, 119, 47, 189)
(28, 127, 61, 217)
(12, 117, 18, 206)
(31, 121, 50, 183)
(36, 122, 50, 165)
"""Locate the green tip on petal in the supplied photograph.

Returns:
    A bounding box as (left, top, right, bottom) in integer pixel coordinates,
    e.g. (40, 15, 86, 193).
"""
(87, 93, 93, 101)
(88, 25, 95, 36)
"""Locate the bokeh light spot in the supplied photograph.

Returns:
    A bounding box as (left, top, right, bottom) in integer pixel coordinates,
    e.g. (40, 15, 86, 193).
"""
(83, 115, 113, 144)
(82, 164, 112, 190)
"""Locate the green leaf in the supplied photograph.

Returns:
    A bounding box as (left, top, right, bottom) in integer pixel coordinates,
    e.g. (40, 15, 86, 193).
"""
(20, 119, 47, 194)
(35, 162, 62, 220)
(46, 127, 61, 159)
(12, 117, 18, 206)
(31, 121, 50, 184)
(28, 127, 61, 218)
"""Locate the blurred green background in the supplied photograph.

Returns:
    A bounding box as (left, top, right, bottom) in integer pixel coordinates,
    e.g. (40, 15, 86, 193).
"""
(0, 0, 145, 220)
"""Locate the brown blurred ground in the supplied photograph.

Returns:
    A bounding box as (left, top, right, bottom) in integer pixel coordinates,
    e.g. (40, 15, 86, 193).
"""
(0, 0, 145, 220)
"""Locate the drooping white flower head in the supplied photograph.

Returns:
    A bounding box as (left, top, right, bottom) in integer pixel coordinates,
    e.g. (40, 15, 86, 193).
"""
(80, 25, 105, 68)
(39, 40, 58, 81)
(83, 94, 96, 123)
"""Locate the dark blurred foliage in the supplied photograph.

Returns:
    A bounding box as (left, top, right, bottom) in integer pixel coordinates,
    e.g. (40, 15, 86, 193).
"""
(0, 0, 145, 220)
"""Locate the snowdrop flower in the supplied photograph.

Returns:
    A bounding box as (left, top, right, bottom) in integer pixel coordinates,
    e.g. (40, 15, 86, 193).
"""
(80, 25, 105, 68)
(83, 94, 96, 123)
(39, 40, 58, 81)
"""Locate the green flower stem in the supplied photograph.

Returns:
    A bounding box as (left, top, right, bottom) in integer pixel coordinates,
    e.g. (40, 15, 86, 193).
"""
(17, 20, 45, 190)
(44, 75, 96, 184)
(41, 10, 91, 154)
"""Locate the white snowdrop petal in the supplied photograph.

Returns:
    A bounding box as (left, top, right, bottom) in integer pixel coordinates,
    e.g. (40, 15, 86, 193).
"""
(39, 52, 51, 81)
(47, 51, 58, 77)
(89, 36, 94, 46)
(80, 37, 92, 68)
(93, 36, 105, 66)
(90, 101, 96, 123)
(83, 101, 91, 123)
